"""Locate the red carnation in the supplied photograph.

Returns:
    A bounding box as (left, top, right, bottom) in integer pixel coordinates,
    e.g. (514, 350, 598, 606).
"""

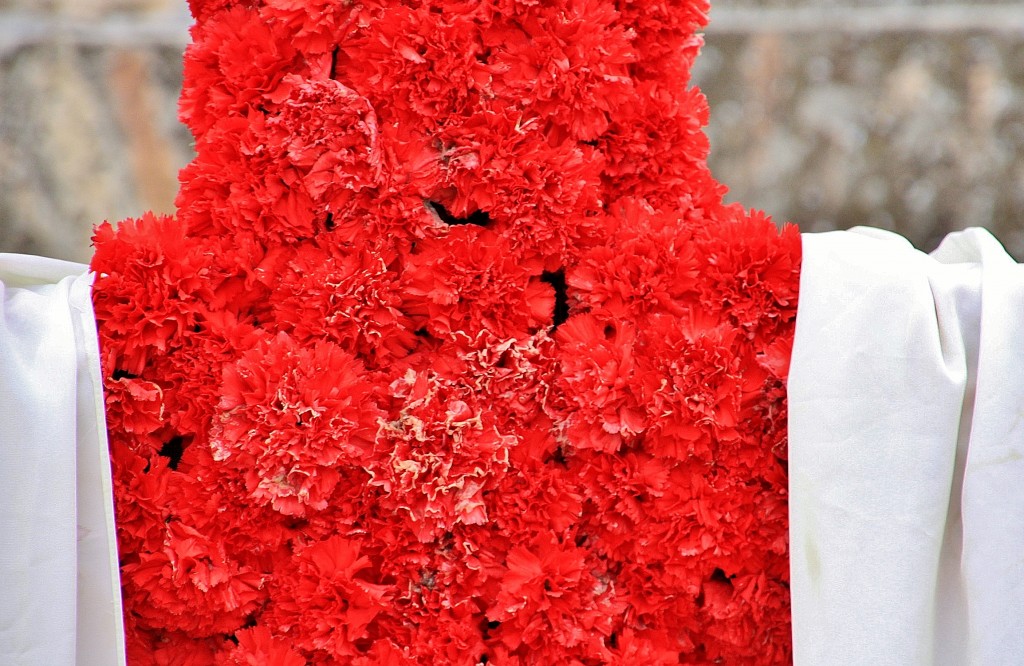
(212, 332, 383, 516)
(92, 0, 801, 662)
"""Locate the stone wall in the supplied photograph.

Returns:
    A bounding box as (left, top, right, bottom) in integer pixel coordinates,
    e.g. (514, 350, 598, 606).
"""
(1, 1, 1023, 261)
(0, 1, 190, 261)
(694, 2, 1024, 257)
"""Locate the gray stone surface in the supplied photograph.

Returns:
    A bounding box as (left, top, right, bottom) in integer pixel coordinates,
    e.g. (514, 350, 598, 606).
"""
(0, 2, 189, 262)
(0, 42, 190, 261)
(694, 25, 1024, 256)
(1, 2, 1023, 260)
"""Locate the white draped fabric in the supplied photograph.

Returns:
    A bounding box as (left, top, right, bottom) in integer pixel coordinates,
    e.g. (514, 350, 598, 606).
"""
(6, 227, 1024, 664)
(789, 228, 1024, 665)
(0, 255, 125, 666)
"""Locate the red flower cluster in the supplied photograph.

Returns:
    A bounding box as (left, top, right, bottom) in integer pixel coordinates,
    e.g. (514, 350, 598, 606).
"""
(91, 0, 801, 663)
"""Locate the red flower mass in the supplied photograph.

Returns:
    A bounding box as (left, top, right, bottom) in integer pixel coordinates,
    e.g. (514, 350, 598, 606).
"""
(91, 0, 802, 663)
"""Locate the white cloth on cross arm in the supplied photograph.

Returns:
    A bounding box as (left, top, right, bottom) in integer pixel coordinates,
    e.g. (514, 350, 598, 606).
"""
(789, 227, 1024, 665)
(0, 254, 125, 666)
(6, 227, 1024, 665)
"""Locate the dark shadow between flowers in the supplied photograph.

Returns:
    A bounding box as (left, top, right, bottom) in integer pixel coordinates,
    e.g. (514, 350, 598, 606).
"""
(710, 567, 734, 586)
(541, 269, 569, 330)
(425, 200, 491, 227)
(543, 444, 569, 467)
(158, 436, 185, 471)
(695, 567, 736, 610)
(480, 617, 501, 640)
(329, 46, 340, 80)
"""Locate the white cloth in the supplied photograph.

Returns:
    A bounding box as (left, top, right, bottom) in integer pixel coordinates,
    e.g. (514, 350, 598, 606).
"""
(789, 227, 1024, 665)
(0, 254, 125, 666)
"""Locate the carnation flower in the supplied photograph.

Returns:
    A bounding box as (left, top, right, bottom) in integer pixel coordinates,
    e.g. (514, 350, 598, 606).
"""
(488, 530, 619, 653)
(180, 6, 304, 140)
(336, 5, 490, 130)
(211, 332, 383, 516)
(218, 626, 305, 666)
(267, 239, 417, 364)
(437, 102, 605, 263)
(484, 0, 638, 142)
(267, 76, 383, 214)
(402, 226, 556, 341)
(369, 369, 518, 542)
(92, 0, 801, 662)
(553, 313, 646, 453)
(265, 536, 392, 658)
(120, 520, 265, 636)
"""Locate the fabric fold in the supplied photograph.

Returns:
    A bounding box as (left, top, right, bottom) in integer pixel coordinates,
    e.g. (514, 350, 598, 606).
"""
(789, 228, 1024, 665)
(0, 254, 125, 666)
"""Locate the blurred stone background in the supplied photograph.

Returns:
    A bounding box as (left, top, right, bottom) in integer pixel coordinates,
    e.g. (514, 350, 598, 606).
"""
(0, 0, 191, 262)
(696, 1, 1024, 258)
(1, 0, 1023, 262)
